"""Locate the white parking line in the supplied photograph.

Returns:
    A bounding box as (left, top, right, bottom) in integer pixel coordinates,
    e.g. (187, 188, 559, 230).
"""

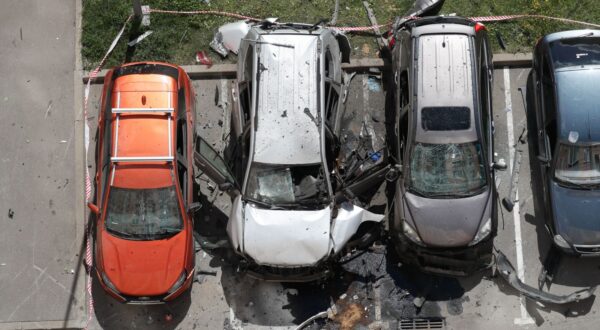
(504, 67, 534, 326)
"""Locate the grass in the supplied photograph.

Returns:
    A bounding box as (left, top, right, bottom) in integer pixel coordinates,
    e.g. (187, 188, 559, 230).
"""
(82, 0, 600, 70)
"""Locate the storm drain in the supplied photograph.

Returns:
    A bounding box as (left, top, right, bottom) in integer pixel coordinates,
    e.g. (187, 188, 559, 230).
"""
(399, 318, 445, 330)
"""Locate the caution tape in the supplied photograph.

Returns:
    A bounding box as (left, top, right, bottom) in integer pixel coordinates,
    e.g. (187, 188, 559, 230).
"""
(469, 14, 600, 29)
(82, 14, 132, 330)
(149, 8, 261, 21)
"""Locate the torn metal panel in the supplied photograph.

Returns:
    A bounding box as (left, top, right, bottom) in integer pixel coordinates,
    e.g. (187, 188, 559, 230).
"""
(404, 0, 446, 18)
(331, 203, 384, 253)
(219, 21, 251, 54)
(496, 251, 597, 305)
(226, 195, 244, 252)
(253, 34, 321, 165)
(242, 205, 331, 266)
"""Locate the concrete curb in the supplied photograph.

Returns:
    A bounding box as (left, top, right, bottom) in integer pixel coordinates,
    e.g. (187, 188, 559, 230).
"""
(83, 53, 532, 83)
(492, 52, 532, 68)
(82, 58, 391, 83)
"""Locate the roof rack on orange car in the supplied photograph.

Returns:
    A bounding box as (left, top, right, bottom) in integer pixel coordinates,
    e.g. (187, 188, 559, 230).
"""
(110, 91, 174, 163)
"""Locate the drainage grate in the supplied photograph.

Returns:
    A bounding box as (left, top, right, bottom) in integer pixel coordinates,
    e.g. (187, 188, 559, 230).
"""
(399, 318, 445, 330)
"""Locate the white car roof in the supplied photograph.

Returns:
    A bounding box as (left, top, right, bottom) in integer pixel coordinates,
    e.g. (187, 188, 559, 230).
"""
(252, 33, 321, 165)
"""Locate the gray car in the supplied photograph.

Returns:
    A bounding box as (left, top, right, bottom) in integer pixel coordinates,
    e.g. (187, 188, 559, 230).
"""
(194, 21, 390, 281)
(390, 16, 504, 276)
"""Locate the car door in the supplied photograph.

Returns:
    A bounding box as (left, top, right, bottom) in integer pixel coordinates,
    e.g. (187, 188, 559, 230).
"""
(193, 135, 239, 197)
(232, 44, 254, 138)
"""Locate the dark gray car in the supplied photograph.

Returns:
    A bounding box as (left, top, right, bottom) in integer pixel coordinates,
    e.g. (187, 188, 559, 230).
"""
(531, 30, 600, 255)
(390, 16, 503, 276)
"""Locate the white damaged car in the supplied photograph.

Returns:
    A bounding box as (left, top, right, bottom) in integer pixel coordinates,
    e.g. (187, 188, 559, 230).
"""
(195, 21, 392, 281)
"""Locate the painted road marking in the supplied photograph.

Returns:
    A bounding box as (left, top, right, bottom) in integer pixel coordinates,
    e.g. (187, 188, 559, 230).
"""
(504, 67, 534, 326)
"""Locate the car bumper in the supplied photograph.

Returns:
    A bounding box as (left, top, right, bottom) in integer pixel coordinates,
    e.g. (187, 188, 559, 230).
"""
(394, 235, 494, 276)
(242, 262, 332, 282)
(96, 269, 193, 304)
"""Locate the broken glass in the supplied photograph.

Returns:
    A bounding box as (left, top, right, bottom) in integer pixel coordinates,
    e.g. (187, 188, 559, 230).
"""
(245, 162, 329, 208)
(409, 142, 486, 196)
(105, 186, 182, 240)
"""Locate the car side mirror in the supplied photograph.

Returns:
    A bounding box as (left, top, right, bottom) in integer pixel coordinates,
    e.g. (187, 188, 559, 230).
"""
(218, 182, 234, 192)
(87, 202, 100, 215)
(492, 159, 507, 171)
(188, 202, 202, 214)
(334, 188, 355, 204)
(537, 155, 550, 166)
(385, 164, 402, 182)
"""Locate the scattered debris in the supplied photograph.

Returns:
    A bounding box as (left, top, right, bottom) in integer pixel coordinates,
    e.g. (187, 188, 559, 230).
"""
(210, 21, 251, 57)
(196, 50, 213, 67)
(127, 30, 153, 47)
(496, 251, 597, 305)
(362, 1, 387, 49)
(367, 76, 381, 92)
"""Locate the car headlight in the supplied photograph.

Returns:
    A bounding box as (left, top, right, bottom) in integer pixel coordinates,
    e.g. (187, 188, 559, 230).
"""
(167, 271, 187, 294)
(101, 272, 121, 294)
(470, 218, 492, 246)
(403, 221, 423, 245)
(553, 234, 571, 250)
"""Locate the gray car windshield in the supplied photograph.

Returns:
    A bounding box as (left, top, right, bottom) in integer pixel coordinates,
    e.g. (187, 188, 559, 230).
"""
(555, 144, 600, 185)
(409, 142, 486, 196)
(245, 162, 329, 208)
(105, 186, 183, 240)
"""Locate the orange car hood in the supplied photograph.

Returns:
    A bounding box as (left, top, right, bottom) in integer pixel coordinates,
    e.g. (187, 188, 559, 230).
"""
(100, 230, 187, 296)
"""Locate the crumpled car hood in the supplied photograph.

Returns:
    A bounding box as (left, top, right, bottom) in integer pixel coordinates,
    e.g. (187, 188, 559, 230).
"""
(404, 190, 490, 247)
(551, 181, 600, 245)
(237, 203, 384, 267)
(243, 205, 332, 266)
(100, 230, 186, 296)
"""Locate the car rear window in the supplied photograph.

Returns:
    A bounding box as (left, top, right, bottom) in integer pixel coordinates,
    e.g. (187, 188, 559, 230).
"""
(421, 107, 471, 131)
(550, 37, 600, 69)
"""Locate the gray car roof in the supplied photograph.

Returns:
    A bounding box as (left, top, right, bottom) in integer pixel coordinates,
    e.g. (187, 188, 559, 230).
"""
(555, 67, 600, 143)
(251, 31, 322, 165)
(415, 30, 478, 144)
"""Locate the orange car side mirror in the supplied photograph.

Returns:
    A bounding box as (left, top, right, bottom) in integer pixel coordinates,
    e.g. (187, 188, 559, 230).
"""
(87, 202, 100, 215)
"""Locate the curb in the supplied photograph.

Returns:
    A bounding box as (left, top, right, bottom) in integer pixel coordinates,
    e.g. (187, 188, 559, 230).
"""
(492, 52, 532, 68)
(83, 53, 533, 83)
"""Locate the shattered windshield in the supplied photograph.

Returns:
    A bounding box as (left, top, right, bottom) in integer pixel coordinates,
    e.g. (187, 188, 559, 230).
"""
(555, 143, 600, 185)
(409, 142, 487, 197)
(245, 162, 329, 208)
(105, 186, 183, 240)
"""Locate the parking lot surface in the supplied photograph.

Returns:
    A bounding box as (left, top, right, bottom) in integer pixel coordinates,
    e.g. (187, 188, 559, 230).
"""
(80, 65, 600, 330)
(0, 1, 85, 329)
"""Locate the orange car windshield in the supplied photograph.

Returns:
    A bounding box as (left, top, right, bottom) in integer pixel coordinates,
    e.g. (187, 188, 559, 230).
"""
(105, 186, 182, 240)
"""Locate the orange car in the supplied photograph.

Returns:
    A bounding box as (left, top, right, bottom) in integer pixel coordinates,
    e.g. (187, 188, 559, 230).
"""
(88, 62, 199, 303)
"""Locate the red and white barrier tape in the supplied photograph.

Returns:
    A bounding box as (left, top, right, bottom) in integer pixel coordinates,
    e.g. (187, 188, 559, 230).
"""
(82, 14, 132, 330)
(469, 14, 600, 29)
(149, 8, 260, 21)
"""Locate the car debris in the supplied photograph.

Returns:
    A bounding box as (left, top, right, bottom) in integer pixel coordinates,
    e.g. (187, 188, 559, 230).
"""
(502, 126, 527, 212)
(210, 20, 252, 57)
(195, 50, 213, 66)
(195, 22, 391, 281)
(495, 251, 596, 305)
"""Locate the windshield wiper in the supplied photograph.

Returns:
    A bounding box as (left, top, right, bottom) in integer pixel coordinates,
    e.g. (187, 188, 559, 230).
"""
(245, 198, 285, 210)
(106, 227, 138, 239)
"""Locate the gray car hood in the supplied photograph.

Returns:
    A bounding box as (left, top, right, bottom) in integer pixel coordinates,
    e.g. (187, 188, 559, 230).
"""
(404, 189, 491, 247)
(551, 181, 600, 245)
